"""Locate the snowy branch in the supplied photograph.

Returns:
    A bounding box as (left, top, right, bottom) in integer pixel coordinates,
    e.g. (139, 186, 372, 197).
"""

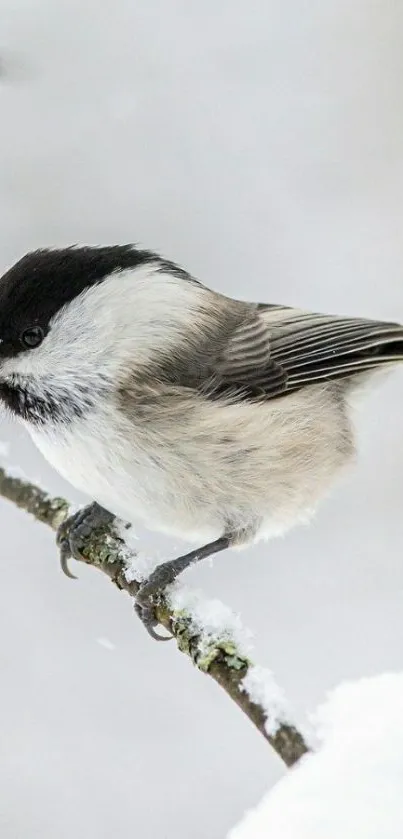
(0, 465, 310, 768)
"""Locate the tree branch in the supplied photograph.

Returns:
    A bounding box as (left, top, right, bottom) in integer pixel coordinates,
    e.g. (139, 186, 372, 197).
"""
(0, 466, 310, 768)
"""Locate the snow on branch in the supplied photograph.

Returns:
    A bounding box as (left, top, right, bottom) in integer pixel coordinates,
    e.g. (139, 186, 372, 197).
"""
(0, 465, 310, 767)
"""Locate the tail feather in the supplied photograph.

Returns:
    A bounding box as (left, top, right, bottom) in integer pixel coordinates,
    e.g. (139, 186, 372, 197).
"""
(263, 308, 403, 393)
(207, 305, 403, 403)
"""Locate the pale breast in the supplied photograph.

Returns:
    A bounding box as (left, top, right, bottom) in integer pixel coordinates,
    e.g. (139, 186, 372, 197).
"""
(26, 413, 159, 523)
(25, 410, 224, 542)
(25, 380, 355, 547)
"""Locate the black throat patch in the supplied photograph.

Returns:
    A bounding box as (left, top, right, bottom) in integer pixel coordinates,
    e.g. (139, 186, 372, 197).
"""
(0, 376, 103, 425)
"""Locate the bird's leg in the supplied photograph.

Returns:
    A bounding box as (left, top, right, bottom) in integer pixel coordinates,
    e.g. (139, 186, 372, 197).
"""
(57, 502, 115, 578)
(135, 536, 231, 640)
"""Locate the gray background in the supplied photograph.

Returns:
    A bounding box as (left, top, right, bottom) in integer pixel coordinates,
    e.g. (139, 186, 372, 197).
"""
(1, 1, 403, 837)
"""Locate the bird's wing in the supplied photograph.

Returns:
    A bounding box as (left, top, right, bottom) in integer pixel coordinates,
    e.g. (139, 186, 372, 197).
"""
(203, 306, 403, 400)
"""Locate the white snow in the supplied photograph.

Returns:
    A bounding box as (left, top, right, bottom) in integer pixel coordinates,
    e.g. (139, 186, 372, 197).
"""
(125, 542, 298, 734)
(123, 546, 163, 582)
(170, 587, 306, 735)
(229, 673, 403, 839)
(242, 666, 299, 738)
(170, 584, 252, 651)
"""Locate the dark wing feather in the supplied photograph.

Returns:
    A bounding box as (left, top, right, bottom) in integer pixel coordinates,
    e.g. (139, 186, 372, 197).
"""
(207, 306, 403, 400)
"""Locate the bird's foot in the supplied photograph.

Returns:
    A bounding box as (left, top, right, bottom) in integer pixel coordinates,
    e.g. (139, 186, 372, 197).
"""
(134, 536, 230, 641)
(134, 559, 187, 641)
(57, 502, 115, 578)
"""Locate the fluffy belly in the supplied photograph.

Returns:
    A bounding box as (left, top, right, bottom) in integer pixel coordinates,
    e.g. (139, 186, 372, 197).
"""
(26, 421, 225, 544)
(26, 423, 329, 550)
(25, 382, 354, 548)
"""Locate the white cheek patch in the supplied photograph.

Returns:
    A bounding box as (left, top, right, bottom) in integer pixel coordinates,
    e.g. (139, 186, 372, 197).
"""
(0, 263, 207, 386)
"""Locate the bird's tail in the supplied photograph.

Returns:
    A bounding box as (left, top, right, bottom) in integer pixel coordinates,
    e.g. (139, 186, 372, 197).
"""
(264, 307, 403, 390)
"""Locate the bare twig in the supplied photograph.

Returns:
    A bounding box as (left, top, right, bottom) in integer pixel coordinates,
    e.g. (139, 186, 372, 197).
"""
(0, 466, 310, 767)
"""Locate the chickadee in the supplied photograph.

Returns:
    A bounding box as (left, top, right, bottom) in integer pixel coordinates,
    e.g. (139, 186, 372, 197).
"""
(0, 245, 402, 638)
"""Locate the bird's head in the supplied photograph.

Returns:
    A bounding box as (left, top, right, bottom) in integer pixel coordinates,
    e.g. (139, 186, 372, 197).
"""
(0, 245, 161, 423)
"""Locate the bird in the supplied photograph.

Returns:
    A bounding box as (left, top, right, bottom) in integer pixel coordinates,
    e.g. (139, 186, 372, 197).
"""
(0, 244, 402, 638)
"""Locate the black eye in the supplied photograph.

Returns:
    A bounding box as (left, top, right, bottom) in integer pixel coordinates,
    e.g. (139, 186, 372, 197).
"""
(21, 326, 44, 349)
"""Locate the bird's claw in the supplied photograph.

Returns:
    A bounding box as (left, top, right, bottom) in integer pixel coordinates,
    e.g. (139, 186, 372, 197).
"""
(57, 532, 78, 579)
(56, 502, 114, 580)
(134, 577, 174, 641)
